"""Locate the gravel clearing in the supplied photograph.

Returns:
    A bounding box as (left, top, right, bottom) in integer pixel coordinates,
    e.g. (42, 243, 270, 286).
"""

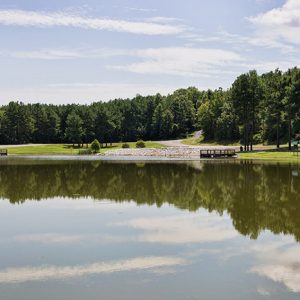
(101, 147, 204, 158)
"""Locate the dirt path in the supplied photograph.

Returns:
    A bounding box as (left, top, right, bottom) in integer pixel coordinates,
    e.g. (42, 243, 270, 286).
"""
(158, 139, 240, 150)
(159, 140, 186, 147)
(158, 139, 278, 152)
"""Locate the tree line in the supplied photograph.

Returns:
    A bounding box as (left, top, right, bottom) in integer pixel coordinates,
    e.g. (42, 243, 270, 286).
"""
(0, 67, 300, 149)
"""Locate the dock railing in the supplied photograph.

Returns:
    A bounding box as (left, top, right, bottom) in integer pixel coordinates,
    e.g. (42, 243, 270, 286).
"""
(0, 149, 8, 156)
(200, 149, 236, 159)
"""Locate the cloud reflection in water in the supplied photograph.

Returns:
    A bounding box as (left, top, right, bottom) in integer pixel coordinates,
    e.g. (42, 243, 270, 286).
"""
(115, 213, 238, 244)
(0, 256, 186, 284)
(250, 240, 300, 293)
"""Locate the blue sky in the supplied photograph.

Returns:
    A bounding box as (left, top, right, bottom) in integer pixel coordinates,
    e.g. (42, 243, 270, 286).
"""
(0, 0, 299, 104)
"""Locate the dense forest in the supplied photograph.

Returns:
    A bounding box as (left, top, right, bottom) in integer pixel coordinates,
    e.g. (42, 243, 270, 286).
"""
(1, 67, 300, 149)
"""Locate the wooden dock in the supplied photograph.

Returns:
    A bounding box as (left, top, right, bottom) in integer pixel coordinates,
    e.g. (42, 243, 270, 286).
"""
(0, 149, 8, 156)
(200, 149, 236, 159)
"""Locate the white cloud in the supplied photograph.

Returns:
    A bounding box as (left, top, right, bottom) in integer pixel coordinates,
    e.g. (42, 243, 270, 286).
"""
(250, 0, 300, 27)
(126, 7, 157, 13)
(239, 58, 300, 73)
(184, 30, 295, 53)
(249, 0, 300, 45)
(5, 49, 84, 60)
(145, 16, 184, 24)
(0, 48, 133, 60)
(255, 0, 273, 3)
(0, 256, 186, 284)
(113, 47, 242, 77)
(1, 45, 297, 75)
(0, 9, 184, 35)
(218, 30, 294, 52)
(0, 82, 180, 104)
(0, 47, 242, 77)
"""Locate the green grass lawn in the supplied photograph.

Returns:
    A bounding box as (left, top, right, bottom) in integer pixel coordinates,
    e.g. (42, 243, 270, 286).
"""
(238, 151, 300, 162)
(5, 144, 76, 155)
(98, 141, 165, 153)
(182, 135, 300, 162)
(3, 141, 165, 156)
(182, 136, 288, 150)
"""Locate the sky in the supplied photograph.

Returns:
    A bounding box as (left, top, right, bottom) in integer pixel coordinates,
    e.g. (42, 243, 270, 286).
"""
(0, 0, 299, 104)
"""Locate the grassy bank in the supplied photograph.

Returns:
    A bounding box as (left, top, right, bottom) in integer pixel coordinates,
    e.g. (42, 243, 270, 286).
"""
(238, 151, 300, 162)
(3, 142, 300, 163)
(182, 136, 300, 162)
(182, 136, 289, 151)
(3, 142, 164, 156)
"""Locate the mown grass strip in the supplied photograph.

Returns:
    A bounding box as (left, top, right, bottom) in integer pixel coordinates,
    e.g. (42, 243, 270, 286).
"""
(6, 142, 165, 155)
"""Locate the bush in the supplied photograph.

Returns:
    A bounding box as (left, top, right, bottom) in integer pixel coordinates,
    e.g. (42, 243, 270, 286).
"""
(253, 133, 262, 144)
(78, 149, 92, 155)
(90, 139, 101, 153)
(122, 143, 130, 148)
(136, 140, 146, 148)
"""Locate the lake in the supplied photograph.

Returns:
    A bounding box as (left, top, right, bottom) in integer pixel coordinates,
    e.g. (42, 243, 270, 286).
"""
(0, 158, 299, 300)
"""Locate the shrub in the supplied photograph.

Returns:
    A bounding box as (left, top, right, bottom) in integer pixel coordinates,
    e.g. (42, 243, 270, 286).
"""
(253, 133, 262, 144)
(136, 140, 146, 148)
(90, 139, 101, 153)
(122, 143, 130, 148)
(78, 149, 92, 155)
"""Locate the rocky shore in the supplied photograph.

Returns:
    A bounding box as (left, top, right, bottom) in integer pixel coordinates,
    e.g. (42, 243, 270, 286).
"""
(101, 147, 204, 158)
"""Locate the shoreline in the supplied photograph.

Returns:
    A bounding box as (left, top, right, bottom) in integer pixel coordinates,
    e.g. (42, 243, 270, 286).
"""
(1, 154, 300, 165)
(1, 142, 300, 163)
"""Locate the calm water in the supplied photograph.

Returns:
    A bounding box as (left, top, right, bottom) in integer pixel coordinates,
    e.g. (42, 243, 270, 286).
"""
(0, 158, 300, 300)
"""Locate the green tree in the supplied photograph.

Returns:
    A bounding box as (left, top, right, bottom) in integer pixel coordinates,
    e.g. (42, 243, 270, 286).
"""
(65, 111, 84, 147)
(196, 89, 224, 140)
(161, 109, 174, 138)
(261, 69, 284, 147)
(90, 139, 101, 153)
(95, 107, 115, 147)
(283, 68, 300, 150)
(152, 103, 164, 139)
(216, 100, 239, 141)
(46, 109, 60, 143)
(1, 102, 34, 144)
(0, 109, 4, 143)
(81, 107, 96, 147)
(169, 91, 195, 137)
(32, 104, 49, 143)
(231, 71, 262, 151)
(197, 101, 213, 139)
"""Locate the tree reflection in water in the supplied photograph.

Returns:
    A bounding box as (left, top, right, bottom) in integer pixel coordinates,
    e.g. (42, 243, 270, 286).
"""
(0, 159, 300, 241)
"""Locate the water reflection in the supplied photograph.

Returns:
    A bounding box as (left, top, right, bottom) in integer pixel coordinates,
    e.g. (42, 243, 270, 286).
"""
(1, 159, 300, 241)
(250, 240, 300, 293)
(13, 233, 82, 244)
(0, 256, 185, 284)
(1, 159, 300, 299)
(114, 214, 238, 244)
